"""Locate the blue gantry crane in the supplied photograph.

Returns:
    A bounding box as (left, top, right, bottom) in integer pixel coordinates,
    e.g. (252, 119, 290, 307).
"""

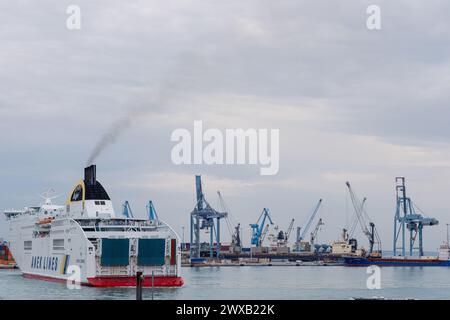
(122, 201, 134, 218)
(250, 208, 274, 246)
(146, 200, 158, 221)
(394, 177, 439, 257)
(190, 175, 228, 259)
(123, 200, 159, 221)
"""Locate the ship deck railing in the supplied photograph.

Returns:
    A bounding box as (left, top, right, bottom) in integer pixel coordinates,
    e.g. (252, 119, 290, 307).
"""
(75, 218, 161, 232)
(382, 255, 438, 260)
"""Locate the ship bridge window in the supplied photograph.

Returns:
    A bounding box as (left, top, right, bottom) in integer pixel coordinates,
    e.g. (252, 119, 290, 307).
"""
(53, 239, 64, 250)
(24, 240, 32, 250)
(71, 185, 83, 202)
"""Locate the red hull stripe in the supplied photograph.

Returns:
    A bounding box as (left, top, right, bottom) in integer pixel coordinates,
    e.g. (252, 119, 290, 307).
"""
(87, 276, 184, 287)
(23, 273, 89, 286)
(23, 273, 184, 287)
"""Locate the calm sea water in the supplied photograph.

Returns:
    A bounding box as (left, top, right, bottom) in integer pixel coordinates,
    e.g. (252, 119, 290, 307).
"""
(0, 266, 449, 300)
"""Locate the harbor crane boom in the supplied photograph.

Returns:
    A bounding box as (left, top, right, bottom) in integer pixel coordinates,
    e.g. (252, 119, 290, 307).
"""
(349, 197, 366, 236)
(285, 219, 295, 242)
(217, 191, 242, 253)
(298, 199, 323, 241)
(250, 208, 274, 246)
(310, 218, 324, 246)
(346, 182, 381, 255)
(277, 218, 295, 246)
(232, 223, 241, 247)
(261, 224, 270, 243)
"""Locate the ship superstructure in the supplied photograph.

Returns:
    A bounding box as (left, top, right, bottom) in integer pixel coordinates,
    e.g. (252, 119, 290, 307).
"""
(4, 165, 183, 287)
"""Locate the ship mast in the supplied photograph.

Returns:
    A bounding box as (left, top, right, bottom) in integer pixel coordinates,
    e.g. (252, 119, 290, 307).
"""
(447, 223, 449, 246)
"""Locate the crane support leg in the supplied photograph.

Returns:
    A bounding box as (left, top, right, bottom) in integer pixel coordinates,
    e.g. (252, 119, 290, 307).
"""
(419, 225, 423, 257)
(393, 215, 397, 256)
(210, 225, 214, 258)
(216, 219, 221, 258)
(402, 218, 406, 257)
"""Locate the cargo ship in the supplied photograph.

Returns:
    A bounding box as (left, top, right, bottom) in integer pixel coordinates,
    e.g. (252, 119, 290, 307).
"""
(344, 240, 450, 266)
(343, 177, 450, 267)
(4, 165, 183, 287)
(343, 252, 450, 267)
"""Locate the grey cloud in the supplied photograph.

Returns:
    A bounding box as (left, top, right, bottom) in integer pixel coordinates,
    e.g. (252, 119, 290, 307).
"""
(1, 0, 450, 249)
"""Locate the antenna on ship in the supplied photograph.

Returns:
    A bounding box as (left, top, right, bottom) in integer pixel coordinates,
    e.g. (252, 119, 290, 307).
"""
(447, 223, 449, 246)
(39, 188, 61, 205)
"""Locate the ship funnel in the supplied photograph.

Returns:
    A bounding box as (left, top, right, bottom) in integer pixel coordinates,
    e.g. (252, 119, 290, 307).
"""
(84, 165, 97, 186)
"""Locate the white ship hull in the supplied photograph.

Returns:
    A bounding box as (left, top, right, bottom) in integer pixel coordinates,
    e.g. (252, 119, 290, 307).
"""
(5, 165, 184, 287)
(8, 216, 183, 287)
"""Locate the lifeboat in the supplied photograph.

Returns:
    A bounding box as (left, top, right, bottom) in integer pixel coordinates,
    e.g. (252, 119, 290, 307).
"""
(37, 217, 54, 226)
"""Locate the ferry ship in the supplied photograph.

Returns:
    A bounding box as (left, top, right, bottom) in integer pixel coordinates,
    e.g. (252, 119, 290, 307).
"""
(4, 165, 184, 287)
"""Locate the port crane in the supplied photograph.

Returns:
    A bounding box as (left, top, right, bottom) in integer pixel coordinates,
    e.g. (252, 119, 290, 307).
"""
(346, 182, 381, 256)
(277, 218, 295, 246)
(190, 175, 228, 259)
(260, 224, 270, 244)
(394, 177, 439, 257)
(294, 199, 323, 252)
(285, 218, 295, 242)
(349, 197, 366, 237)
(250, 208, 274, 246)
(310, 218, 324, 247)
(231, 223, 242, 249)
(296, 199, 323, 241)
(217, 191, 242, 253)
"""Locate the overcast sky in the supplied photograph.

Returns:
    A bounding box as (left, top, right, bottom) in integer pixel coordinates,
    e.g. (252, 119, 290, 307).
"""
(1, 0, 450, 252)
